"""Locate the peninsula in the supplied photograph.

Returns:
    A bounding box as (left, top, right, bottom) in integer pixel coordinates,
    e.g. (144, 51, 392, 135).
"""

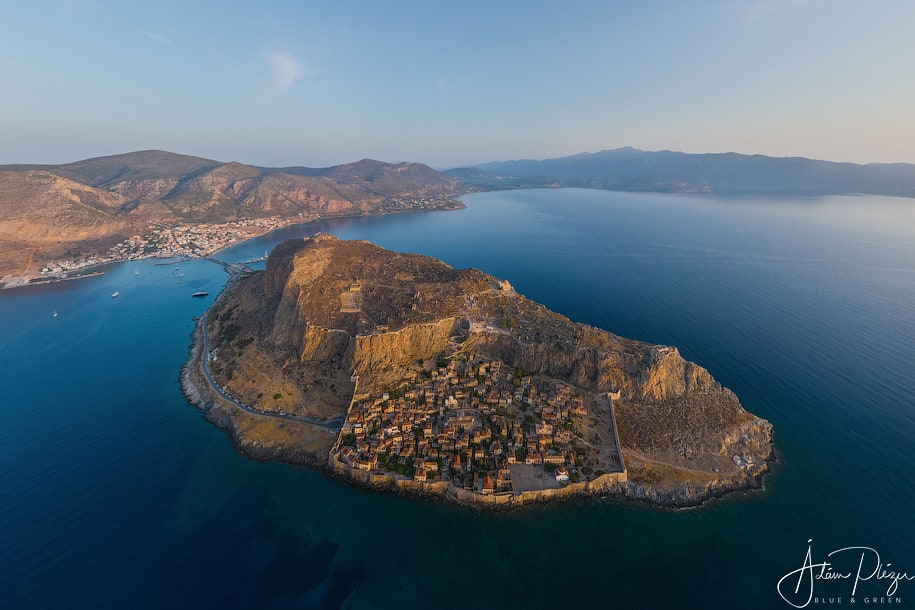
(182, 234, 773, 509)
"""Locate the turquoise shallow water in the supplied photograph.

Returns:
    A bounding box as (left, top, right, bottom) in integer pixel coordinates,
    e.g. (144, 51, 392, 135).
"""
(1, 189, 914, 609)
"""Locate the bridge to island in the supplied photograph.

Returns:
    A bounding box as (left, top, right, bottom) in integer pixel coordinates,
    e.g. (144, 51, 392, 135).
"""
(203, 254, 267, 276)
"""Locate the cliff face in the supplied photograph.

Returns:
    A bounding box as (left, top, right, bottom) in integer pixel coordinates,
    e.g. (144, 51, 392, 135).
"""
(463, 330, 720, 399)
(205, 234, 773, 498)
(251, 236, 480, 392)
(353, 318, 457, 380)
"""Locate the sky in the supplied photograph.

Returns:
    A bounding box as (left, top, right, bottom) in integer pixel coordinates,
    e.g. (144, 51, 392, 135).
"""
(1, 0, 914, 168)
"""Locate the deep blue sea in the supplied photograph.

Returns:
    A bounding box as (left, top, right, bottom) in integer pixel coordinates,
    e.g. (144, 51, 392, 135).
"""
(2, 188, 914, 609)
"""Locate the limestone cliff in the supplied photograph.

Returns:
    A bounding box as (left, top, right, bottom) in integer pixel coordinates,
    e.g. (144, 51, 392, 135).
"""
(353, 319, 457, 373)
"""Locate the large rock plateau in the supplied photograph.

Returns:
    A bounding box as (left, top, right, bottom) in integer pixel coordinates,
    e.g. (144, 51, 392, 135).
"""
(187, 234, 774, 508)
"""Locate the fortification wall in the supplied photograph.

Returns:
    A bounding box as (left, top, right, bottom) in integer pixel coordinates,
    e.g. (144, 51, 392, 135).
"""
(329, 450, 627, 510)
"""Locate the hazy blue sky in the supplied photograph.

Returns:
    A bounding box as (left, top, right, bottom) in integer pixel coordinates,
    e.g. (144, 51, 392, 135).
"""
(2, 0, 914, 167)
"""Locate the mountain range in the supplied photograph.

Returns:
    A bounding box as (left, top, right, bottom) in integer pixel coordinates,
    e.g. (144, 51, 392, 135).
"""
(447, 147, 915, 197)
(0, 150, 461, 277)
(4, 146, 915, 280)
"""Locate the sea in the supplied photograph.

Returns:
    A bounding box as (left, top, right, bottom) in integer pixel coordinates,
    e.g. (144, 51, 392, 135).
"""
(1, 188, 914, 609)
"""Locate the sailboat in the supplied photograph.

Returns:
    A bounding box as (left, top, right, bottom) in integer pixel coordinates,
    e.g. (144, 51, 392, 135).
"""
(53, 309, 58, 318)
(134, 265, 140, 276)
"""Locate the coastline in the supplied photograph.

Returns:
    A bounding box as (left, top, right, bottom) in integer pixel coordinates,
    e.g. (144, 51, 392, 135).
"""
(181, 314, 340, 469)
(0, 198, 466, 291)
(0, 270, 107, 290)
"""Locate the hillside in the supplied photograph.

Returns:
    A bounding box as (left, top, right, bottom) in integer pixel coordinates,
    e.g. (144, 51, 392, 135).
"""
(0, 170, 132, 276)
(0, 151, 463, 279)
(185, 234, 774, 508)
(0, 150, 462, 221)
(449, 147, 915, 198)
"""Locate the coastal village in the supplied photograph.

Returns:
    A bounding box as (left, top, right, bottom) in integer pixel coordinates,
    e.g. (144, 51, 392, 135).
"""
(36, 216, 301, 277)
(332, 351, 627, 496)
(19, 196, 455, 284)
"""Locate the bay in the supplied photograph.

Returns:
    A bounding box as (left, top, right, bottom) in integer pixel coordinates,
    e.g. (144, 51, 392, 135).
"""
(1, 188, 914, 609)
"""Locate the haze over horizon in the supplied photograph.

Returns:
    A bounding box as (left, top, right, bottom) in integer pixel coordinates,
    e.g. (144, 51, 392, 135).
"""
(3, 0, 914, 168)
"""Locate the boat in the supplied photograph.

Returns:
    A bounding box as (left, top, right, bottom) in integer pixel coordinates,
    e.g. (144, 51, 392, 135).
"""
(111, 291, 120, 298)
(134, 265, 140, 276)
(192, 291, 209, 298)
(53, 309, 58, 318)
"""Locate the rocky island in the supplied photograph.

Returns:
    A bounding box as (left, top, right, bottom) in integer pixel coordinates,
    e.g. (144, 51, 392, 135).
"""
(182, 234, 773, 509)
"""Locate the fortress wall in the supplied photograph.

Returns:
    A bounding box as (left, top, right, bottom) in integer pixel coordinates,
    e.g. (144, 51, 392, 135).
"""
(329, 449, 627, 509)
(607, 396, 628, 475)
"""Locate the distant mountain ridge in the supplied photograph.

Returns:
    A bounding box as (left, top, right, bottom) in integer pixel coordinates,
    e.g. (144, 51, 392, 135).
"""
(447, 147, 915, 198)
(5, 146, 915, 280)
(0, 150, 462, 277)
(2, 150, 460, 221)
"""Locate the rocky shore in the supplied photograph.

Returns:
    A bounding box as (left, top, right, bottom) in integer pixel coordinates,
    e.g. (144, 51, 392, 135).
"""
(181, 319, 339, 468)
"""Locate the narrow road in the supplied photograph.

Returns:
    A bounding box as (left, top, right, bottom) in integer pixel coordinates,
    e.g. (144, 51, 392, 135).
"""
(200, 316, 343, 430)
